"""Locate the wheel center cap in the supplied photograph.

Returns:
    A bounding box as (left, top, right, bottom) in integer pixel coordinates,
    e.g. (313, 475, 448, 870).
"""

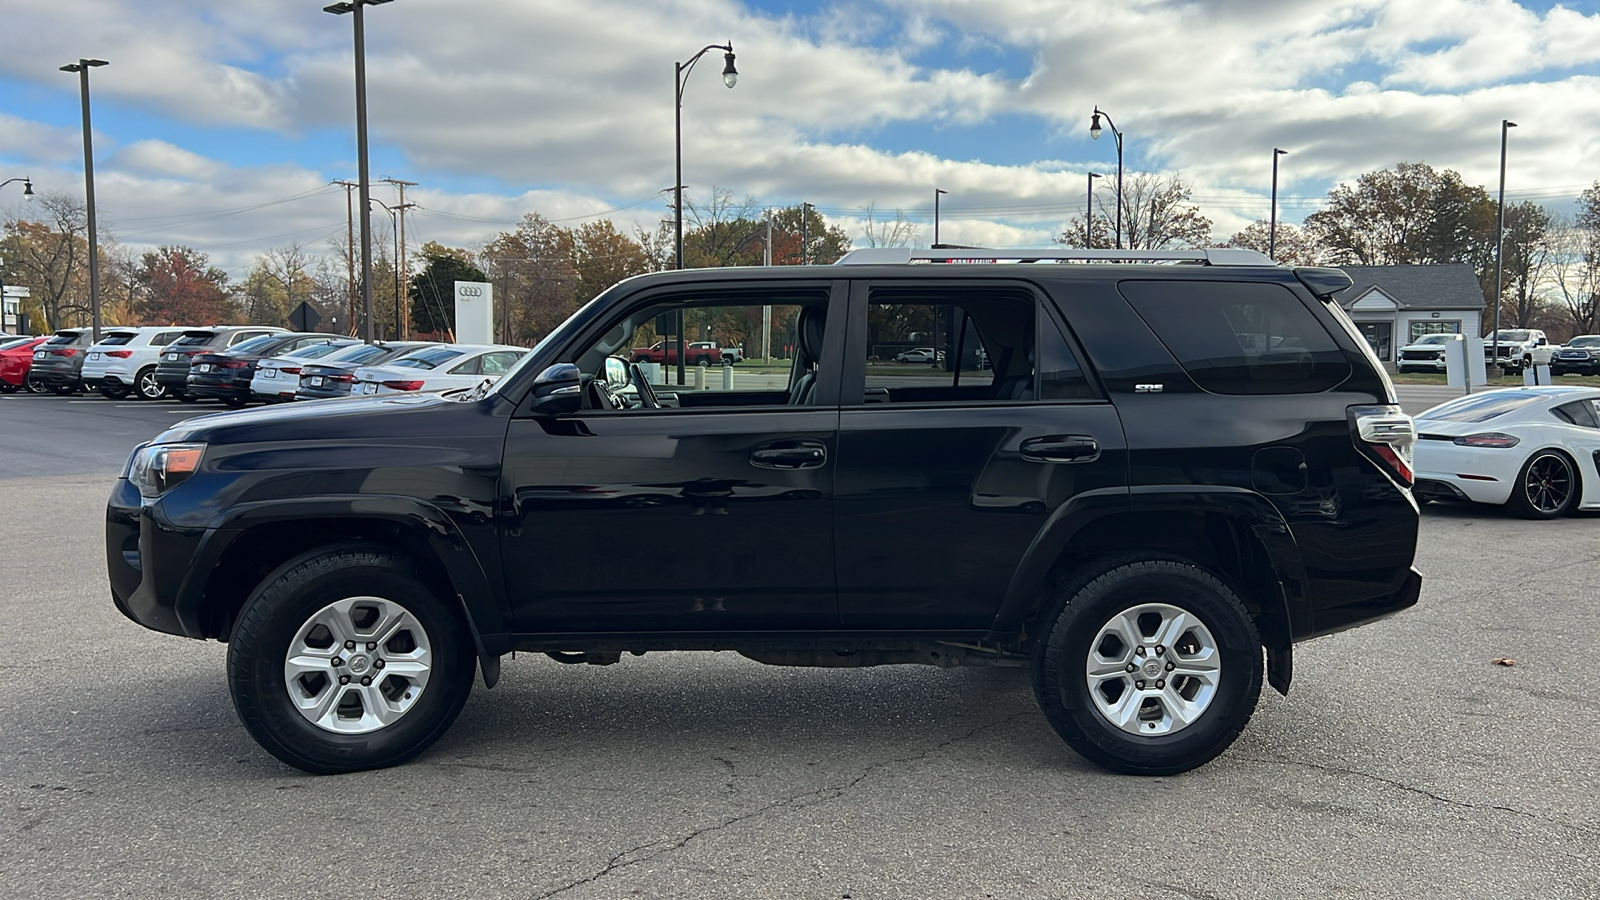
(348, 655, 371, 675)
(1141, 657, 1164, 679)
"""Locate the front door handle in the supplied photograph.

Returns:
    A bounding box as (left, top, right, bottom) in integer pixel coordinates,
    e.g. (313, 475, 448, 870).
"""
(750, 441, 828, 470)
(1021, 435, 1100, 463)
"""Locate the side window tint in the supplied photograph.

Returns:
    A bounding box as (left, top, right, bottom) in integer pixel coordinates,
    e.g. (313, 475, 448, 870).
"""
(449, 356, 482, 375)
(152, 331, 183, 346)
(863, 289, 1033, 404)
(1555, 400, 1599, 428)
(1119, 281, 1352, 394)
(482, 352, 520, 375)
(1038, 309, 1094, 400)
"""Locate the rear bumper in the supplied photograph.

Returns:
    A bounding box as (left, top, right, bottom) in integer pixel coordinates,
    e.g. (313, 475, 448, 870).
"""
(186, 376, 251, 399)
(1302, 566, 1423, 640)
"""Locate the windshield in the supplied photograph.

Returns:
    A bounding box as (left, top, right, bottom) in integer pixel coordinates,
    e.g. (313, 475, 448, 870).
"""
(1419, 392, 1545, 422)
(1413, 335, 1450, 345)
(323, 343, 396, 365)
(390, 346, 465, 370)
(0, 337, 34, 352)
(173, 332, 217, 346)
(1486, 330, 1532, 342)
(45, 331, 82, 345)
(284, 341, 354, 361)
(228, 334, 285, 355)
(1568, 336, 1600, 348)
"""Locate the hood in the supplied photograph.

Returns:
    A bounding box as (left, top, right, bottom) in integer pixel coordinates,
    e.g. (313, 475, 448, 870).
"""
(151, 390, 514, 447)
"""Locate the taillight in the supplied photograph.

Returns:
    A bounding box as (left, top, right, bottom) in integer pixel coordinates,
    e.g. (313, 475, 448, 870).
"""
(106, 350, 134, 358)
(281, 366, 301, 375)
(1349, 404, 1416, 487)
(1453, 432, 1520, 448)
(219, 359, 251, 369)
(52, 348, 80, 357)
(383, 380, 424, 391)
(184, 349, 204, 357)
(329, 373, 355, 383)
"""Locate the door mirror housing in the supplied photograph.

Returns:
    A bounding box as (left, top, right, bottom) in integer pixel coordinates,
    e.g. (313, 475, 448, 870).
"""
(530, 363, 582, 414)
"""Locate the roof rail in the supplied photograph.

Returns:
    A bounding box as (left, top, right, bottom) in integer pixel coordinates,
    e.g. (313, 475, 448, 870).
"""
(834, 247, 1276, 267)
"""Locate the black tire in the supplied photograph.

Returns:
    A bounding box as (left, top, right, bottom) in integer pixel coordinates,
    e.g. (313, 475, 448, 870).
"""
(0, 382, 17, 394)
(1031, 559, 1263, 776)
(1506, 450, 1579, 519)
(135, 367, 167, 401)
(228, 547, 476, 774)
(175, 391, 198, 403)
(695, 356, 712, 367)
(223, 395, 248, 409)
(24, 372, 46, 394)
(50, 381, 78, 396)
(100, 382, 130, 400)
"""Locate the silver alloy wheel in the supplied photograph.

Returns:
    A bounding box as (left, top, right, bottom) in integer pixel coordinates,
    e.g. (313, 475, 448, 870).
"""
(137, 369, 165, 400)
(1522, 453, 1573, 514)
(1086, 602, 1220, 736)
(283, 596, 434, 735)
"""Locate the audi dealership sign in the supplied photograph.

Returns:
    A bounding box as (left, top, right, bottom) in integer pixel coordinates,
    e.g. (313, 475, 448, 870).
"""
(454, 281, 493, 345)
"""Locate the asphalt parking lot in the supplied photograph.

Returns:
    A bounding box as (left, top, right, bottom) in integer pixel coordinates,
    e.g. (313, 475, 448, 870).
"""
(1, 390, 1597, 899)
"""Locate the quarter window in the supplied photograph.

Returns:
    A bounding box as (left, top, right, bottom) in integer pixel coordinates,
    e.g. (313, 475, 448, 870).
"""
(1120, 281, 1351, 394)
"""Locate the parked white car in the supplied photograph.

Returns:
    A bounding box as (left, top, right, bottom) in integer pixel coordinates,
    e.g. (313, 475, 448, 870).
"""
(352, 344, 528, 396)
(1482, 329, 1549, 373)
(1394, 334, 1456, 373)
(82, 326, 193, 400)
(250, 339, 360, 402)
(1413, 386, 1600, 518)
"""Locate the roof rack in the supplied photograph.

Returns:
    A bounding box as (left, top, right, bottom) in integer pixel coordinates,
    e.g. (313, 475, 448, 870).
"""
(834, 247, 1276, 267)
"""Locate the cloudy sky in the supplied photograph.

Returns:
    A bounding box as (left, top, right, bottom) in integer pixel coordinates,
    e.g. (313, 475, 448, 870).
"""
(3, 0, 1600, 277)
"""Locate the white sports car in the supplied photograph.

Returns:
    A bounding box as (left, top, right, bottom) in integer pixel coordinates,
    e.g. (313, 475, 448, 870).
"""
(1413, 386, 1600, 518)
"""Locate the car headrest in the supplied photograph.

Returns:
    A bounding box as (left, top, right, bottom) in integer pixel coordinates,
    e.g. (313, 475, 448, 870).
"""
(798, 306, 825, 362)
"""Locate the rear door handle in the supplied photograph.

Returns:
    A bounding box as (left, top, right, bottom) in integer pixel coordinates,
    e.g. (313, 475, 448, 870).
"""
(750, 441, 828, 470)
(1021, 435, 1100, 463)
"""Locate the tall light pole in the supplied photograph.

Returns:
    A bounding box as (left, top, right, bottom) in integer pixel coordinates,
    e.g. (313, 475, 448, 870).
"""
(1269, 148, 1288, 259)
(934, 188, 948, 246)
(1492, 119, 1518, 376)
(1089, 107, 1124, 250)
(674, 41, 736, 386)
(59, 60, 107, 340)
(370, 198, 402, 339)
(0, 178, 34, 333)
(325, 0, 392, 343)
(1085, 172, 1101, 249)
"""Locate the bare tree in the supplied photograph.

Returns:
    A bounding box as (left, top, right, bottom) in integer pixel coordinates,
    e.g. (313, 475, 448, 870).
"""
(858, 203, 921, 249)
(2, 191, 90, 330)
(1540, 212, 1600, 335)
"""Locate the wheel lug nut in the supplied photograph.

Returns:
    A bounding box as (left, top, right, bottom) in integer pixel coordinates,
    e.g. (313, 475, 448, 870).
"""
(1156, 679, 1165, 689)
(374, 659, 385, 670)
(360, 676, 372, 686)
(1155, 645, 1165, 656)
(367, 642, 377, 651)
(331, 657, 344, 667)
(1166, 662, 1175, 671)
(345, 640, 356, 650)
(1135, 647, 1146, 657)
(1135, 680, 1146, 690)
(338, 675, 350, 685)
(1126, 664, 1136, 673)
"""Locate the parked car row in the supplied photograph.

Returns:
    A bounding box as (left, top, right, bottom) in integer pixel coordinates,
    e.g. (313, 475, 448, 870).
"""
(1395, 331, 1600, 376)
(0, 327, 530, 404)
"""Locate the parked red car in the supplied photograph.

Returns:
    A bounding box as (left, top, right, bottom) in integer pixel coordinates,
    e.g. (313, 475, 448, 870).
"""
(630, 340, 726, 366)
(0, 336, 49, 393)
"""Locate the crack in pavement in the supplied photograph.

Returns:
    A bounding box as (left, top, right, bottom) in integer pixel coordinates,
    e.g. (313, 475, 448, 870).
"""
(532, 712, 1029, 899)
(1239, 755, 1600, 837)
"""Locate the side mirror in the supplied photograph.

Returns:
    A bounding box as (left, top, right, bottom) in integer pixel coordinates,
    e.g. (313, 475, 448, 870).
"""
(530, 363, 582, 414)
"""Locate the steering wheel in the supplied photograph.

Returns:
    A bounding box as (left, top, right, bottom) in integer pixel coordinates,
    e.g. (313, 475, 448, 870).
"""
(628, 362, 661, 409)
(584, 375, 624, 411)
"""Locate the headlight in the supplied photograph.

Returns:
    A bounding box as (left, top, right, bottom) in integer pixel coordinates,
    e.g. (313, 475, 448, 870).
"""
(127, 442, 206, 498)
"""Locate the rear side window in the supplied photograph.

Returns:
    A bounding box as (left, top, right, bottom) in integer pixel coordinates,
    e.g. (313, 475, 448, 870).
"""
(1119, 281, 1351, 394)
(150, 331, 185, 346)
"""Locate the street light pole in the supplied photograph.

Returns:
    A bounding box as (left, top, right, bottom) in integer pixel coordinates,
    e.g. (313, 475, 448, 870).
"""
(59, 60, 107, 340)
(1269, 148, 1288, 259)
(934, 188, 947, 246)
(1492, 119, 1517, 376)
(325, 0, 392, 343)
(674, 41, 737, 386)
(1086, 172, 1101, 249)
(0, 178, 33, 334)
(1089, 107, 1124, 250)
(370, 198, 402, 339)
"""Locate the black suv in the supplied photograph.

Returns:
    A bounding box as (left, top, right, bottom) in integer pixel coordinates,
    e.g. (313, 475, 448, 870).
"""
(29, 328, 95, 394)
(107, 248, 1422, 776)
(155, 326, 285, 401)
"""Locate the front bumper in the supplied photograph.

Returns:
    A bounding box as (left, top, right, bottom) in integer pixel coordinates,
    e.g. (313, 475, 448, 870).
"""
(106, 478, 216, 639)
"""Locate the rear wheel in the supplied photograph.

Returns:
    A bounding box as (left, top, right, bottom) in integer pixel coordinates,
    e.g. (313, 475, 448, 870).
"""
(695, 356, 712, 367)
(100, 381, 130, 400)
(24, 373, 45, 393)
(175, 390, 198, 403)
(228, 547, 476, 774)
(50, 380, 78, 396)
(1032, 560, 1262, 775)
(135, 367, 167, 401)
(1507, 451, 1578, 519)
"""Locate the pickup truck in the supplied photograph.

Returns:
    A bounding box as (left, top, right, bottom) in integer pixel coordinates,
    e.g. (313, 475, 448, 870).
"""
(631, 340, 727, 366)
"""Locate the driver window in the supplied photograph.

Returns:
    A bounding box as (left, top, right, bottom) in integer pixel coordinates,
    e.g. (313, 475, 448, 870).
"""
(572, 290, 830, 411)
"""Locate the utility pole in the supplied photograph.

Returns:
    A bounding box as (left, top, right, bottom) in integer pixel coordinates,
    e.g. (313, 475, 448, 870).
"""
(332, 180, 358, 335)
(382, 177, 417, 338)
(763, 208, 772, 361)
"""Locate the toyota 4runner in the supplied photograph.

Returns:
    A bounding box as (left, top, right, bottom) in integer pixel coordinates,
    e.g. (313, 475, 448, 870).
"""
(107, 247, 1422, 775)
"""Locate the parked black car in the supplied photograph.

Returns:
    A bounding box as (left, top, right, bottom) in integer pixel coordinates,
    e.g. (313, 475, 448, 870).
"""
(108, 247, 1421, 776)
(185, 332, 345, 407)
(28, 328, 96, 394)
(294, 341, 435, 400)
(1551, 335, 1600, 376)
(156, 327, 287, 402)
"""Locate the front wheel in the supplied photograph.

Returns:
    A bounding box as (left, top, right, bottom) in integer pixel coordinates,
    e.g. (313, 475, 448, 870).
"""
(1032, 560, 1262, 775)
(135, 367, 167, 401)
(1507, 451, 1578, 519)
(228, 547, 476, 774)
(24, 372, 46, 393)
